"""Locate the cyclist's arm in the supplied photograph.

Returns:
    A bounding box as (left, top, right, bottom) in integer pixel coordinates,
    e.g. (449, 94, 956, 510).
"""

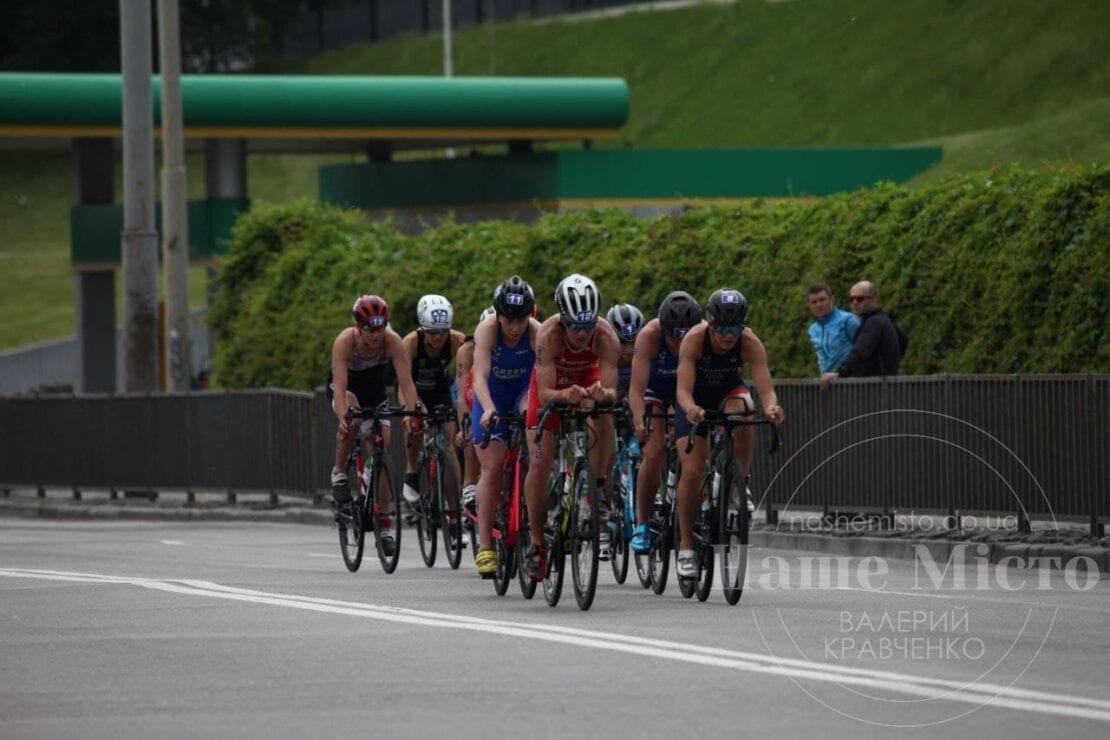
(331, 328, 353, 422)
(593, 322, 621, 406)
(470, 320, 497, 414)
(628, 321, 658, 426)
(743, 329, 785, 423)
(386, 330, 420, 413)
(455, 340, 474, 430)
(675, 324, 704, 416)
(395, 330, 419, 409)
(534, 319, 564, 405)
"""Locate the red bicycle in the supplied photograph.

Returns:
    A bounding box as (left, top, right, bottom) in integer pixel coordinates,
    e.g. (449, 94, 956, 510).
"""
(470, 413, 535, 598)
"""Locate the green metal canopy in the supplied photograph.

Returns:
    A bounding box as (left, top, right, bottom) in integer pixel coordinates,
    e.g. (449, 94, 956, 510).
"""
(0, 72, 629, 140)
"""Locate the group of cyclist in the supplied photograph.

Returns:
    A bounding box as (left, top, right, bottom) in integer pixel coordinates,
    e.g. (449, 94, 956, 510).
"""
(327, 273, 785, 582)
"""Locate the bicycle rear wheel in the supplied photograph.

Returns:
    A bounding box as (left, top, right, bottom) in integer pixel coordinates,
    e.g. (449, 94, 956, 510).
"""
(516, 514, 537, 599)
(438, 454, 463, 570)
(339, 455, 366, 571)
(609, 477, 630, 585)
(416, 455, 438, 568)
(695, 523, 715, 602)
(650, 502, 672, 595)
(543, 472, 567, 607)
(372, 453, 403, 574)
(719, 462, 751, 605)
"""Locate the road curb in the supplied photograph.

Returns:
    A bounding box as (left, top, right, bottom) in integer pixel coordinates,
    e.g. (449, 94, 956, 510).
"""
(751, 530, 1110, 579)
(5, 499, 1107, 578)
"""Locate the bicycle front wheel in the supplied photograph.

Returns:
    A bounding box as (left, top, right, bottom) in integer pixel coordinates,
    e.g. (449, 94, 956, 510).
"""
(372, 453, 403, 574)
(719, 461, 752, 605)
(438, 454, 463, 570)
(609, 476, 630, 585)
(416, 455, 438, 568)
(570, 460, 600, 611)
(339, 455, 366, 572)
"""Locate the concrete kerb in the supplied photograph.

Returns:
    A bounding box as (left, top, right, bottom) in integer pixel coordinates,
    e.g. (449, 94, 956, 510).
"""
(751, 529, 1110, 580)
(3, 496, 1107, 578)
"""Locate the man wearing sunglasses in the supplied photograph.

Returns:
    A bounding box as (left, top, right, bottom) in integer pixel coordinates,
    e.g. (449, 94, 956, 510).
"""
(820, 281, 905, 388)
(674, 288, 785, 579)
(522, 273, 622, 582)
(398, 294, 467, 509)
(326, 294, 422, 555)
(627, 290, 702, 554)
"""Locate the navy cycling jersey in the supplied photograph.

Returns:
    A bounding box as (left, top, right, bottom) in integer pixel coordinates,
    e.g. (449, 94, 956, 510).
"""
(647, 337, 680, 399)
(693, 330, 744, 404)
(412, 329, 453, 407)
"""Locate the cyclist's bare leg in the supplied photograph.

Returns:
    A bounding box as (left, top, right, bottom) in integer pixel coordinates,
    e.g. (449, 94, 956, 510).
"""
(377, 423, 394, 515)
(524, 427, 557, 545)
(676, 435, 709, 551)
(405, 425, 423, 477)
(636, 408, 667, 524)
(444, 420, 462, 508)
(332, 391, 361, 474)
(589, 413, 615, 503)
(475, 440, 507, 551)
(723, 394, 756, 474)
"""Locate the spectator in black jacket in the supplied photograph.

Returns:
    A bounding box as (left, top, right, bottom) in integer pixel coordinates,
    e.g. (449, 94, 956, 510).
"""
(821, 281, 903, 388)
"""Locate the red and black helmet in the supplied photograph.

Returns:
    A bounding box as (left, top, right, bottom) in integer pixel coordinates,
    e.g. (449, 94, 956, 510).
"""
(352, 294, 390, 329)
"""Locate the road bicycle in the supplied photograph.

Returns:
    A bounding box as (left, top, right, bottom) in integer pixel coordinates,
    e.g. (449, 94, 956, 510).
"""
(411, 404, 464, 570)
(633, 409, 679, 595)
(608, 403, 639, 585)
(473, 413, 535, 598)
(336, 405, 421, 574)
(535, 402, 623, 611)
(678, 410, 780, 605)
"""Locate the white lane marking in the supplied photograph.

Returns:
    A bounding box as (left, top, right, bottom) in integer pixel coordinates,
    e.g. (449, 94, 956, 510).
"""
(160, 540, 185, 546)
(3, 568, 1109, 723)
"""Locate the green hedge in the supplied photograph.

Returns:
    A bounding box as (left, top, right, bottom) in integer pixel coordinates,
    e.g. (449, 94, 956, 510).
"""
(209, 166, 1109, 389)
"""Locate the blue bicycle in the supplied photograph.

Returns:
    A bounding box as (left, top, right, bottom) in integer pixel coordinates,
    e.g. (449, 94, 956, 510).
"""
(608, 405, 639, 584)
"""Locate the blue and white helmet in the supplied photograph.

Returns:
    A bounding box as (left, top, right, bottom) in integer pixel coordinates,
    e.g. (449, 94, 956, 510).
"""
(416, 294, 453, 330)
(554, 273, 601, 323)
(606, 304, 644, 344)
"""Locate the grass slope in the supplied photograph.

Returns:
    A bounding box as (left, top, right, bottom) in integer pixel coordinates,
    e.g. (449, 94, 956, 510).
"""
(1, 0, 1106, 349)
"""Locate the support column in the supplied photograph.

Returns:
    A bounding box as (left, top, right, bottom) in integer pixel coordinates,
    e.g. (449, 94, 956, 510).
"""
(73, 139, 116, 393)
(204, 139, 247, 360)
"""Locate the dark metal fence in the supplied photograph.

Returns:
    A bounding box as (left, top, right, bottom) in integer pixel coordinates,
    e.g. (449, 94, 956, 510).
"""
(1, 376, 1106, 533)
(281, 0, 657, 59)
(758, 375, 1107, 535)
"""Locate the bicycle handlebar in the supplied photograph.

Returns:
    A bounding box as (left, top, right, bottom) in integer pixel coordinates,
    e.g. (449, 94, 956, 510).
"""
(532, 401, 624, 445)
(479, 412, 526, 450)
(684, 410, 781, 455)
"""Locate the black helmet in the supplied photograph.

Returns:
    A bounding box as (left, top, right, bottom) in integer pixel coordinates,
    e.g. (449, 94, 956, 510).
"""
(658, 291, 702, 334)
(705, 288, 749, 326)
(492, 275, 535, 319)
(605, 303, 644, 344)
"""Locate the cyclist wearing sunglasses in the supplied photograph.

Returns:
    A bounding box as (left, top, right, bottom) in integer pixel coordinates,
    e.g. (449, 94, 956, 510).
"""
(522, 273, 622, 581)
(398, 294, 468, 505)
(326, 294, 422, 546)
(627, 290, 702, 554)
(673, 288, 785, 578)
(472, 277, 541, 577)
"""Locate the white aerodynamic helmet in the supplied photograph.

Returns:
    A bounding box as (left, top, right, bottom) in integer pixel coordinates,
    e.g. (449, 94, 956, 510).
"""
(417, 294, 453, 330)
(554, 273, 601, 323)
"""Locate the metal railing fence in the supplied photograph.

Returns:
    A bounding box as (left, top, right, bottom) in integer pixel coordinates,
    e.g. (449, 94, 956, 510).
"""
(1, 375, 1105, 534)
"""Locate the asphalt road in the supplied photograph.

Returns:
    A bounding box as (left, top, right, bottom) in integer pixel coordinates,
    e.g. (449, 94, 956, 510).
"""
(2, 518, 1107, 739)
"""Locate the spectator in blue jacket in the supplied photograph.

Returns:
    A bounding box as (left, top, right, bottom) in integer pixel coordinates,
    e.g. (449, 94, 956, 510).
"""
(807, 283, 859, 374)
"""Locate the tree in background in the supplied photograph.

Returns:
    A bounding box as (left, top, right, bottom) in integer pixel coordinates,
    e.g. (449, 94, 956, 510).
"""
(0, 0, 300, 73)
